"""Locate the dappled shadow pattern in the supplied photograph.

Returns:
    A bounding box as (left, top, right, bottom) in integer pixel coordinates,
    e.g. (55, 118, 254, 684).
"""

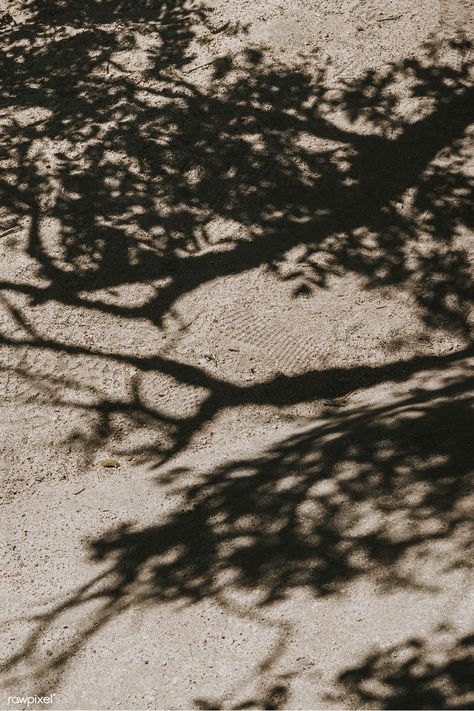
(1, 0, 474, 702)
(0, 2, 472, 464)
(195, 677, 292, 710)
(2, 371, 472, 694)
(0, 4, 472, 329)
(0, 1, 473, 463)
(2, 297, 474, 468)
(73, 374, 474, 605)
(329, 627, 474, 709)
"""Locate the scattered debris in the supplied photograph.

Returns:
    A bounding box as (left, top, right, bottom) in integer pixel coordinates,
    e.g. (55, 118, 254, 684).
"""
(184, 54, 233, 75)
(378, 14, 403, 23)
(211, 21, 230, 34)
(99, 459, 120, 468)
(0, 227, 18, 238)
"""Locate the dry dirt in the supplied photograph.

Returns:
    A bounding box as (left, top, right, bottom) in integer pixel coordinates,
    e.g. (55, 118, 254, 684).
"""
(0, 0, 473, 709)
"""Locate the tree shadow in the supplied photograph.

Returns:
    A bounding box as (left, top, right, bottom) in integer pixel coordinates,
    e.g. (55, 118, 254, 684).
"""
(0, 5, 472, 468)
(1, 0, 473, 704)
(0, 4, 472, 465)
(329, 626, 473, 709)
(1, 369, 472, 698)
(0, 5, 472, 328)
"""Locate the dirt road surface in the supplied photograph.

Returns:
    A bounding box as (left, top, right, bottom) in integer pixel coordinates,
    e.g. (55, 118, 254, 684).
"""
(1, 0, 473, 708)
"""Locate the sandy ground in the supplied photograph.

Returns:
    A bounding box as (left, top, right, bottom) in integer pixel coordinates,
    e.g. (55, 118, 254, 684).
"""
(0, 0, 473, 708)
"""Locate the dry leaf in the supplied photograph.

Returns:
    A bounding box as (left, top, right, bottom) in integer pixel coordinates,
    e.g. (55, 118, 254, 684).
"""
(99, 459, 120, 468)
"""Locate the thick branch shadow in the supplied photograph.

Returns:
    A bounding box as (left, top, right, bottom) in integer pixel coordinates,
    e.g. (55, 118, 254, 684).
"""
(0, 5, 472, 464)
(0, 7, 472, 329)
(1, 1, 473, 704)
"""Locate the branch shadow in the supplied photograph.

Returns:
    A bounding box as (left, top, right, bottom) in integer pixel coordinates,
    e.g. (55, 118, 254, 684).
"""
(329, 626, 473, 710)
(1, 368, 472, 700)
(0, 6, 472, 329)
(0, 0, 473, 704)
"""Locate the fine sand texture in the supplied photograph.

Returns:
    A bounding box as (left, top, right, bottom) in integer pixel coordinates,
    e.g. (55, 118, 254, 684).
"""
(0, 0, 473, 708)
